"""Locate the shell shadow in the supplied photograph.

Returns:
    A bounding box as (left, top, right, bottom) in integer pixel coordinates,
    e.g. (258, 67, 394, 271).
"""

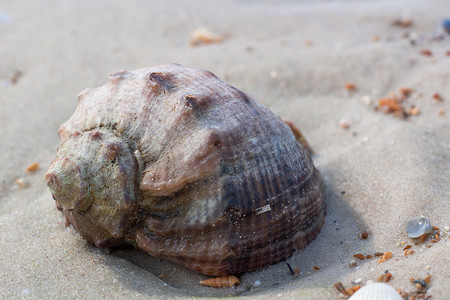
(103, 162, 370, 298)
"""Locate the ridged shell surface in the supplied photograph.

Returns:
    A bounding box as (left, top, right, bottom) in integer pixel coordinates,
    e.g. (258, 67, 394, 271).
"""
(45, 64, 325, 276)
(348, 283, 403, 300)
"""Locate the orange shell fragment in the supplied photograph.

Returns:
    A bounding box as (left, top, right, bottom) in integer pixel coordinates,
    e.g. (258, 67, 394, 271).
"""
(200, 275, 241, 288)
(378, 251, 393, 263)
(26, 162, 40, 172)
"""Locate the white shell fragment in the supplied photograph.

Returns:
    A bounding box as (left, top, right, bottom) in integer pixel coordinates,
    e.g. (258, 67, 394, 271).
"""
(349, 282, 403, 300)
(255, 204, 271, 215)
(406, 216, 433, 238)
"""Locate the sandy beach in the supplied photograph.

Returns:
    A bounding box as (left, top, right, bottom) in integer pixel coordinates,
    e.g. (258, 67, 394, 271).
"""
(0, 0, 449, 299)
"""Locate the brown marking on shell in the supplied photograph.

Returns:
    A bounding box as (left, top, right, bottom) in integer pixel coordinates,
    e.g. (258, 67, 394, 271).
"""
(199, 275, 240, 288)
(46, 64, 325, 276)
(148, 72, 176, 92)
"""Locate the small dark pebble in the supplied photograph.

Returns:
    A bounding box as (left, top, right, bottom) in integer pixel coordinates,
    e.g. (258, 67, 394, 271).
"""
(341, 190, 346, 194)
(359, 231, 369, 239)
(413, 279, 427, 288)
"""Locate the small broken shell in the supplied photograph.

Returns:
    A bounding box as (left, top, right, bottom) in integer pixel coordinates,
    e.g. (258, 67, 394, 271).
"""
(348, 282, 403, 300)
(200, 275, 240, 288)
(406, 216, 433, 238)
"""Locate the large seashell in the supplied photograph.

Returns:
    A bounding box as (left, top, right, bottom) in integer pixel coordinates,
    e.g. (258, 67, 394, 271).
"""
(348, 282, 403, 300)
(406, 216, 432, 238)
(45, 64, 325, 276)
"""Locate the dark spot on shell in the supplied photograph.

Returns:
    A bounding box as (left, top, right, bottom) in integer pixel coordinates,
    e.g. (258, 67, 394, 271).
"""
(148, 72, 176, 91)
(184, 95, 204, 118)
(69, 131, 82, 138)
(185, 95, 198, 108)
(184, 95, 212, 119)
(219, 163, 232, 176)
(89, 131, 102, 140)
(226, 208, 241, 224)
(209, 131, 223, 148)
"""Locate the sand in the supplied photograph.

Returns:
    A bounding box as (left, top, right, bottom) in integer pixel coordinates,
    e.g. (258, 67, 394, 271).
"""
(0, 0, 449, 299)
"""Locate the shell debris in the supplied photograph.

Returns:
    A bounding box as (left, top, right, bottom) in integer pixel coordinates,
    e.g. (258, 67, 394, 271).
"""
(345, 83, 357, 91)
(339, 119, 351, 129)
(199, 275, 240, 288)
(333, 281, 361, 297)
(189, 27, 224, 46)
(378, 251, 392, 263)
(255, 204, 271, 215)
(15, 178, 28, 188)
(26, 162, 39, 172)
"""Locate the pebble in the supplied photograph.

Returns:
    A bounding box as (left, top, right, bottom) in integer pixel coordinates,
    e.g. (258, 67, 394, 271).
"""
(254, 280, 261, 287)
(406, 216, 432, 238)
(339, 119, 351, 129)
(349, 260, 357, 268)
(425, 265, 431, 270)
(360, 95, 372, 105)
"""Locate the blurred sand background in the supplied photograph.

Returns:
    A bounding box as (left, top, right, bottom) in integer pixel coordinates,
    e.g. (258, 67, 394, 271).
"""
(0, 0, 449, 299)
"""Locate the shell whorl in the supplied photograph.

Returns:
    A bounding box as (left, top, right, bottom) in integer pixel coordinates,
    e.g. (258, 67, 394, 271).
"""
(47, 64, 325, 276)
